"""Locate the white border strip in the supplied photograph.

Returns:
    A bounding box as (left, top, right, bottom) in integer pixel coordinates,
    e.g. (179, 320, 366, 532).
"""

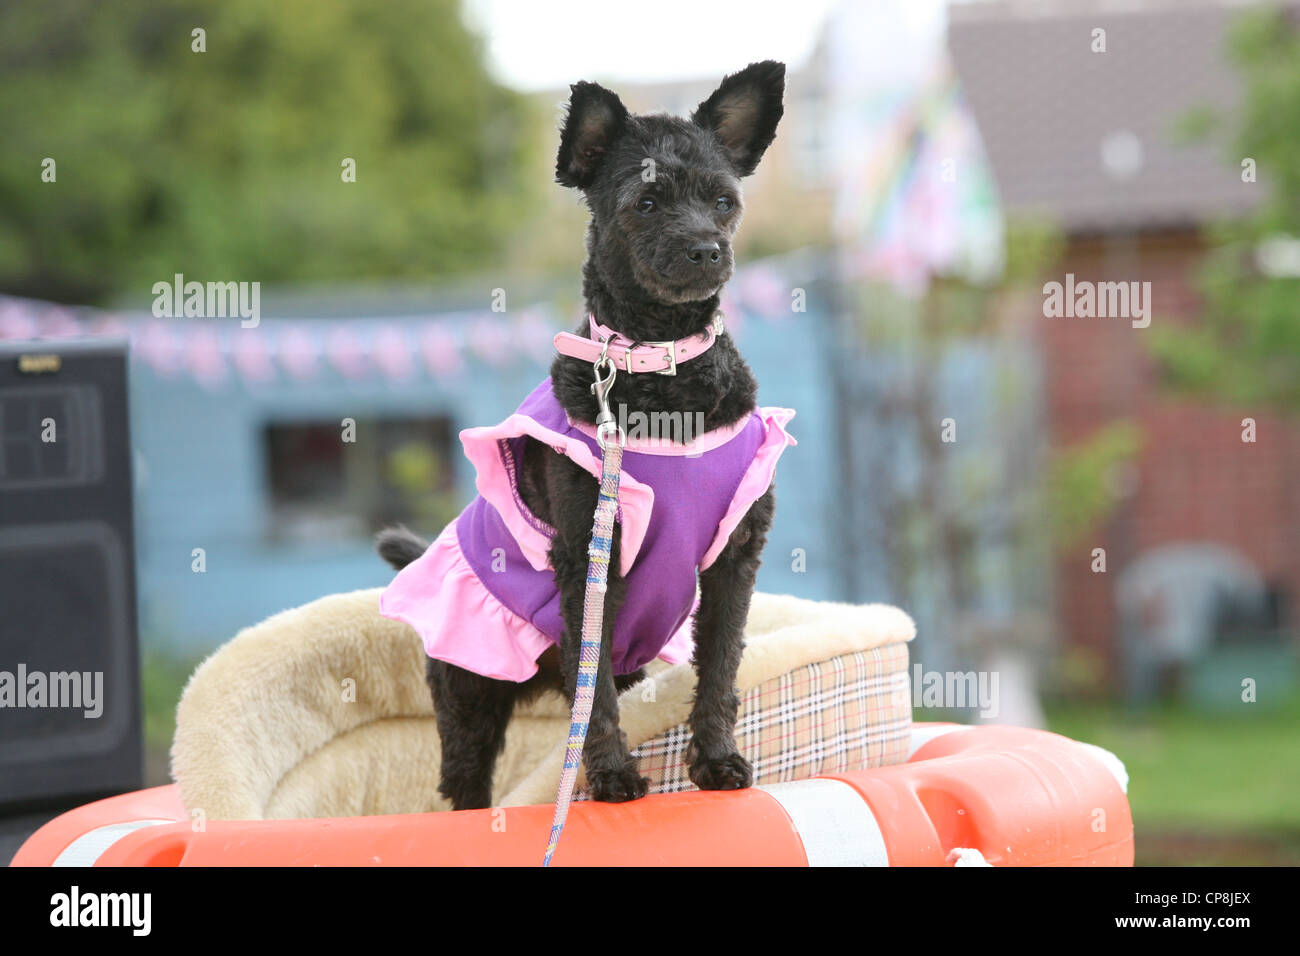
(759, 779, 889, 867)
(1076, 742, 1130, 794)
(51, 819, 175, 867)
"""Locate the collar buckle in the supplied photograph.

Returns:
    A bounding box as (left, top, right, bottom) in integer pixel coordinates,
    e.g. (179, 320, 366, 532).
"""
(641, 341, 677, 376)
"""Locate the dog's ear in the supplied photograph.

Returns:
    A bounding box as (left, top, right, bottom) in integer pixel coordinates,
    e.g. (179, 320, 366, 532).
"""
(692, 61, 785, 177)
(556, 81, 629, 189)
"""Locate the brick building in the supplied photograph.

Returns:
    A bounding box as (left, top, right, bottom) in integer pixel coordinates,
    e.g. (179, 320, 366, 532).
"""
(949, 0, 1300, 684)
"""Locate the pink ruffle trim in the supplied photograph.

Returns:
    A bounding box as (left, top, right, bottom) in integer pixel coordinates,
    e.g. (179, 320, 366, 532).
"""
(378, 524, 553, 682)
(657, 596, 698, 665)
(378, 524, 697, 682)
(459, 413, 654, 577)
(699, 407, 797, 570)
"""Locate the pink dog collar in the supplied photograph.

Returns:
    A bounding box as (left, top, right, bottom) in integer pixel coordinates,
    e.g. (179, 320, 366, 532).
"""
(553, 313, 725, 376)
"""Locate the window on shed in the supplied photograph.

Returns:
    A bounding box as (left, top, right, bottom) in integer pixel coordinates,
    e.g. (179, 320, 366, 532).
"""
(263, 415, 458, 544)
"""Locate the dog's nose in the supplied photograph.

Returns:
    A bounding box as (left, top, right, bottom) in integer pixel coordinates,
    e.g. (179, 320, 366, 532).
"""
(686, 240, 722, 265)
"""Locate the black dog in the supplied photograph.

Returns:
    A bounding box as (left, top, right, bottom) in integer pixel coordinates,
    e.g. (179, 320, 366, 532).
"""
(379, 61, 785, 810)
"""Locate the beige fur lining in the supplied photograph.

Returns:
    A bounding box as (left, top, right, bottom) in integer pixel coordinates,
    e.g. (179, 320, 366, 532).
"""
(171, 589, 914, 820)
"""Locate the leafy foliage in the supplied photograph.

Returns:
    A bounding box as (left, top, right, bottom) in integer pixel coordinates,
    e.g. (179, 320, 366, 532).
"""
(1047, 421, 1143, 551)
(1150, 6, 1300, 414)
(0, 0, 542, 303)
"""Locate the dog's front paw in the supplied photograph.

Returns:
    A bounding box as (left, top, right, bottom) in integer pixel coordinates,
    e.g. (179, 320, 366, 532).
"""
(689, 751, 753, 791)
(588, 765, 650, 803)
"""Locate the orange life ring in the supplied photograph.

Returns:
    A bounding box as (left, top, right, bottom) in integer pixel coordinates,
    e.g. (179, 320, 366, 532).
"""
(11, 724, 1132, 867)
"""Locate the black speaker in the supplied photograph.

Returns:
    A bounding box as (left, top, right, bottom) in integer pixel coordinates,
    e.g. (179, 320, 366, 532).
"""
(0, 338, 143, 809)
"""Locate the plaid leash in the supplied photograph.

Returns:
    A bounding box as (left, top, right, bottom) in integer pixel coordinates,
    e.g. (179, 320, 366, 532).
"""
(542, 436, 622, 866)
(543, 343, 624, 867)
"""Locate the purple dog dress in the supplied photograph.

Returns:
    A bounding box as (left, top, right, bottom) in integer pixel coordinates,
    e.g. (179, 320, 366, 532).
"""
(379, 378, 796, 682)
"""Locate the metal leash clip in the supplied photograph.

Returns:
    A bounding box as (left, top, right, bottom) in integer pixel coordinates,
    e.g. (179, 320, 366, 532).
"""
(591, 337, 625, 450)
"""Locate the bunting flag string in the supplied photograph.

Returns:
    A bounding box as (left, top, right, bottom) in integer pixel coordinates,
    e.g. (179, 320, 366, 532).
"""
(0, 260, 798, 389)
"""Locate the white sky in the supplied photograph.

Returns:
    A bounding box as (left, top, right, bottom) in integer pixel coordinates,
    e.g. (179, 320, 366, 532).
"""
(463, 0, 840, 90)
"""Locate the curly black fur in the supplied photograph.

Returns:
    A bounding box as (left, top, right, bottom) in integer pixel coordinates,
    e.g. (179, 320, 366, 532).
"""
(380, 62, 785, 810)
(375, 526, 428, 571)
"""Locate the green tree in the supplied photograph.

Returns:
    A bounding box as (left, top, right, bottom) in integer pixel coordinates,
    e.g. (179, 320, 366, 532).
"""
(0, 0, 541, 303)
(1152, 6, 1300, 413)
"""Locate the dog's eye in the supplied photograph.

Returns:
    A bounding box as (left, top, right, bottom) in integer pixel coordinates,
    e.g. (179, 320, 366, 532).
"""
(715, 195, 734, 212)
(636, 197, 657, 214)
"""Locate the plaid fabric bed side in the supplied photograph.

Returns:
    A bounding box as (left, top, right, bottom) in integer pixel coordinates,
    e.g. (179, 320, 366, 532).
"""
(575, 640, 912, 800)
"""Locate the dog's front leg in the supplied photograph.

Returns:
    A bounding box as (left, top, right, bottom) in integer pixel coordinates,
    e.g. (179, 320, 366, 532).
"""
(547, 455, 649, 803)
(687, 487, 775, 790)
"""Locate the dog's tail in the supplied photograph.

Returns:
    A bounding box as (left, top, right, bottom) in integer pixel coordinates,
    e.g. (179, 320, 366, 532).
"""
(375, 526, 429, 571)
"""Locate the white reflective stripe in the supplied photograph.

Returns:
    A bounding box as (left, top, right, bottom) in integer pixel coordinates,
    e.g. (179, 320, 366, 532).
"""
(759, 779, 889, 867)
(907, 723, 975, 758)
(947, 846, 993, 867)
(51, 819, 175, 867)
(1077, 742, 1130, 794)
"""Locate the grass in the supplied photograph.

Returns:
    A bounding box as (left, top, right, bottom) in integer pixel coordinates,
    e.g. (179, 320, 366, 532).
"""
(141, 648, 204, 785)
(1044, 692, 1300, 865)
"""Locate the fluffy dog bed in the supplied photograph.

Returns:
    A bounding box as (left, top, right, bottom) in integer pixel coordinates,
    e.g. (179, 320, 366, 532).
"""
(171, 590, 915, 820)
